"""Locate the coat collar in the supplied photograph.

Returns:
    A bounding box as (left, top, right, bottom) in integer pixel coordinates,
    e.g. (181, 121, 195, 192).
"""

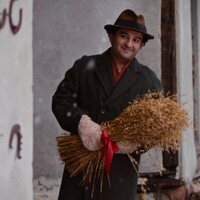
(95, 48, 143, 104)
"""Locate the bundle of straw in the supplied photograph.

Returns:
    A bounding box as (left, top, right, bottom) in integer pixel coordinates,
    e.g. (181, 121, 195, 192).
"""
(56, 92, 188, 187)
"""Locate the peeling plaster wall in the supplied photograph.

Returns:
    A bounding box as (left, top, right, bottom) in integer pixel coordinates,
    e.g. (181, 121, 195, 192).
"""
(0, 0, 33, 200)
(33, 0, 161, 198)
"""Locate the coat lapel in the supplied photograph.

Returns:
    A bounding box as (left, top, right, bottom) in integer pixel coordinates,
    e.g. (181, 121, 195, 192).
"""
(95, 50, 113, 97)
(95, 49, 143, 104)
(105, 58, 142, 105)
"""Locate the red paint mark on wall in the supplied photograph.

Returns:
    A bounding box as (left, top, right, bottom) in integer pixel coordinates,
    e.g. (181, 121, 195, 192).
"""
(9, 124, 22, 159)
(0, 0, 23, 34)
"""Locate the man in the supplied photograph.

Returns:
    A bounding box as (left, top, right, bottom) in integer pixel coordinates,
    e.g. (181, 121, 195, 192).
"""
(52, 9, 162, 200)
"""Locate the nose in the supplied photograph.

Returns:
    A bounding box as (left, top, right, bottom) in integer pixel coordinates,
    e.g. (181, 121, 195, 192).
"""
(125, 38, 133, 48)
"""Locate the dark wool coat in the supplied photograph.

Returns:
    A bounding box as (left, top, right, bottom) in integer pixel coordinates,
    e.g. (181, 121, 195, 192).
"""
(52, 48, 162, 200)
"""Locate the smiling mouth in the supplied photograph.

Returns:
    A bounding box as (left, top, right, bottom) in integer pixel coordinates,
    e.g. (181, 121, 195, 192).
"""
(122, 47, 132, 53)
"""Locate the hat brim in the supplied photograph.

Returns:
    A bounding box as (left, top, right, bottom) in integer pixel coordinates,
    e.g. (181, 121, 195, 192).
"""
(104, 24, 154, 40)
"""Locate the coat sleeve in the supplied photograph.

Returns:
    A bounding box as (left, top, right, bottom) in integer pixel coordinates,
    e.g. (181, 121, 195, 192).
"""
(52, 59, 87, 134)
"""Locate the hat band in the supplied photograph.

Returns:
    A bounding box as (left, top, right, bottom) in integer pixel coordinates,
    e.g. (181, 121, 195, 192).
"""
(114, 19, 147, 33)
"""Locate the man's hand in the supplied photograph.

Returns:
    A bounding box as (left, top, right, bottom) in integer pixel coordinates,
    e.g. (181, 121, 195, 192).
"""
(117, 141, 138, 154)
(78, 115, 101, 151)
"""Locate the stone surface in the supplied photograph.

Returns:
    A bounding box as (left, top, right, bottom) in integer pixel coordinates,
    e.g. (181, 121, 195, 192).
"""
(34, 177, 60, 200)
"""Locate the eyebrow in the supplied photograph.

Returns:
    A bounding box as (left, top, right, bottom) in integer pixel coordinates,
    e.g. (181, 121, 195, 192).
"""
(119, 31, 129, 35)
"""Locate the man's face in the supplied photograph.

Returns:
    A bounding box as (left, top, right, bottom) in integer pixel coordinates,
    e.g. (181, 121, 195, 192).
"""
(109, 28, 143, 63)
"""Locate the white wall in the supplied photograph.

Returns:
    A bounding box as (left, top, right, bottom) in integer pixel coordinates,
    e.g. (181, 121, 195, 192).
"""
(0, 0, 33, 200)
(175, 0, 197, 183)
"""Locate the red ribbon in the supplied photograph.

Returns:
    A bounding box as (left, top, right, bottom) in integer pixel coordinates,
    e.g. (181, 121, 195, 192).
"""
(100, 130, 119, 175)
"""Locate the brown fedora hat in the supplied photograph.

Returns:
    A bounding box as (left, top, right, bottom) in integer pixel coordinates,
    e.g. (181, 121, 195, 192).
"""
(104, 9, 154, 41)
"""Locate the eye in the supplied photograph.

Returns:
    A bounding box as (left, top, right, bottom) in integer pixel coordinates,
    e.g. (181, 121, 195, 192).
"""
(133, 37, 142, 44)
(120, 34, 128, 39)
